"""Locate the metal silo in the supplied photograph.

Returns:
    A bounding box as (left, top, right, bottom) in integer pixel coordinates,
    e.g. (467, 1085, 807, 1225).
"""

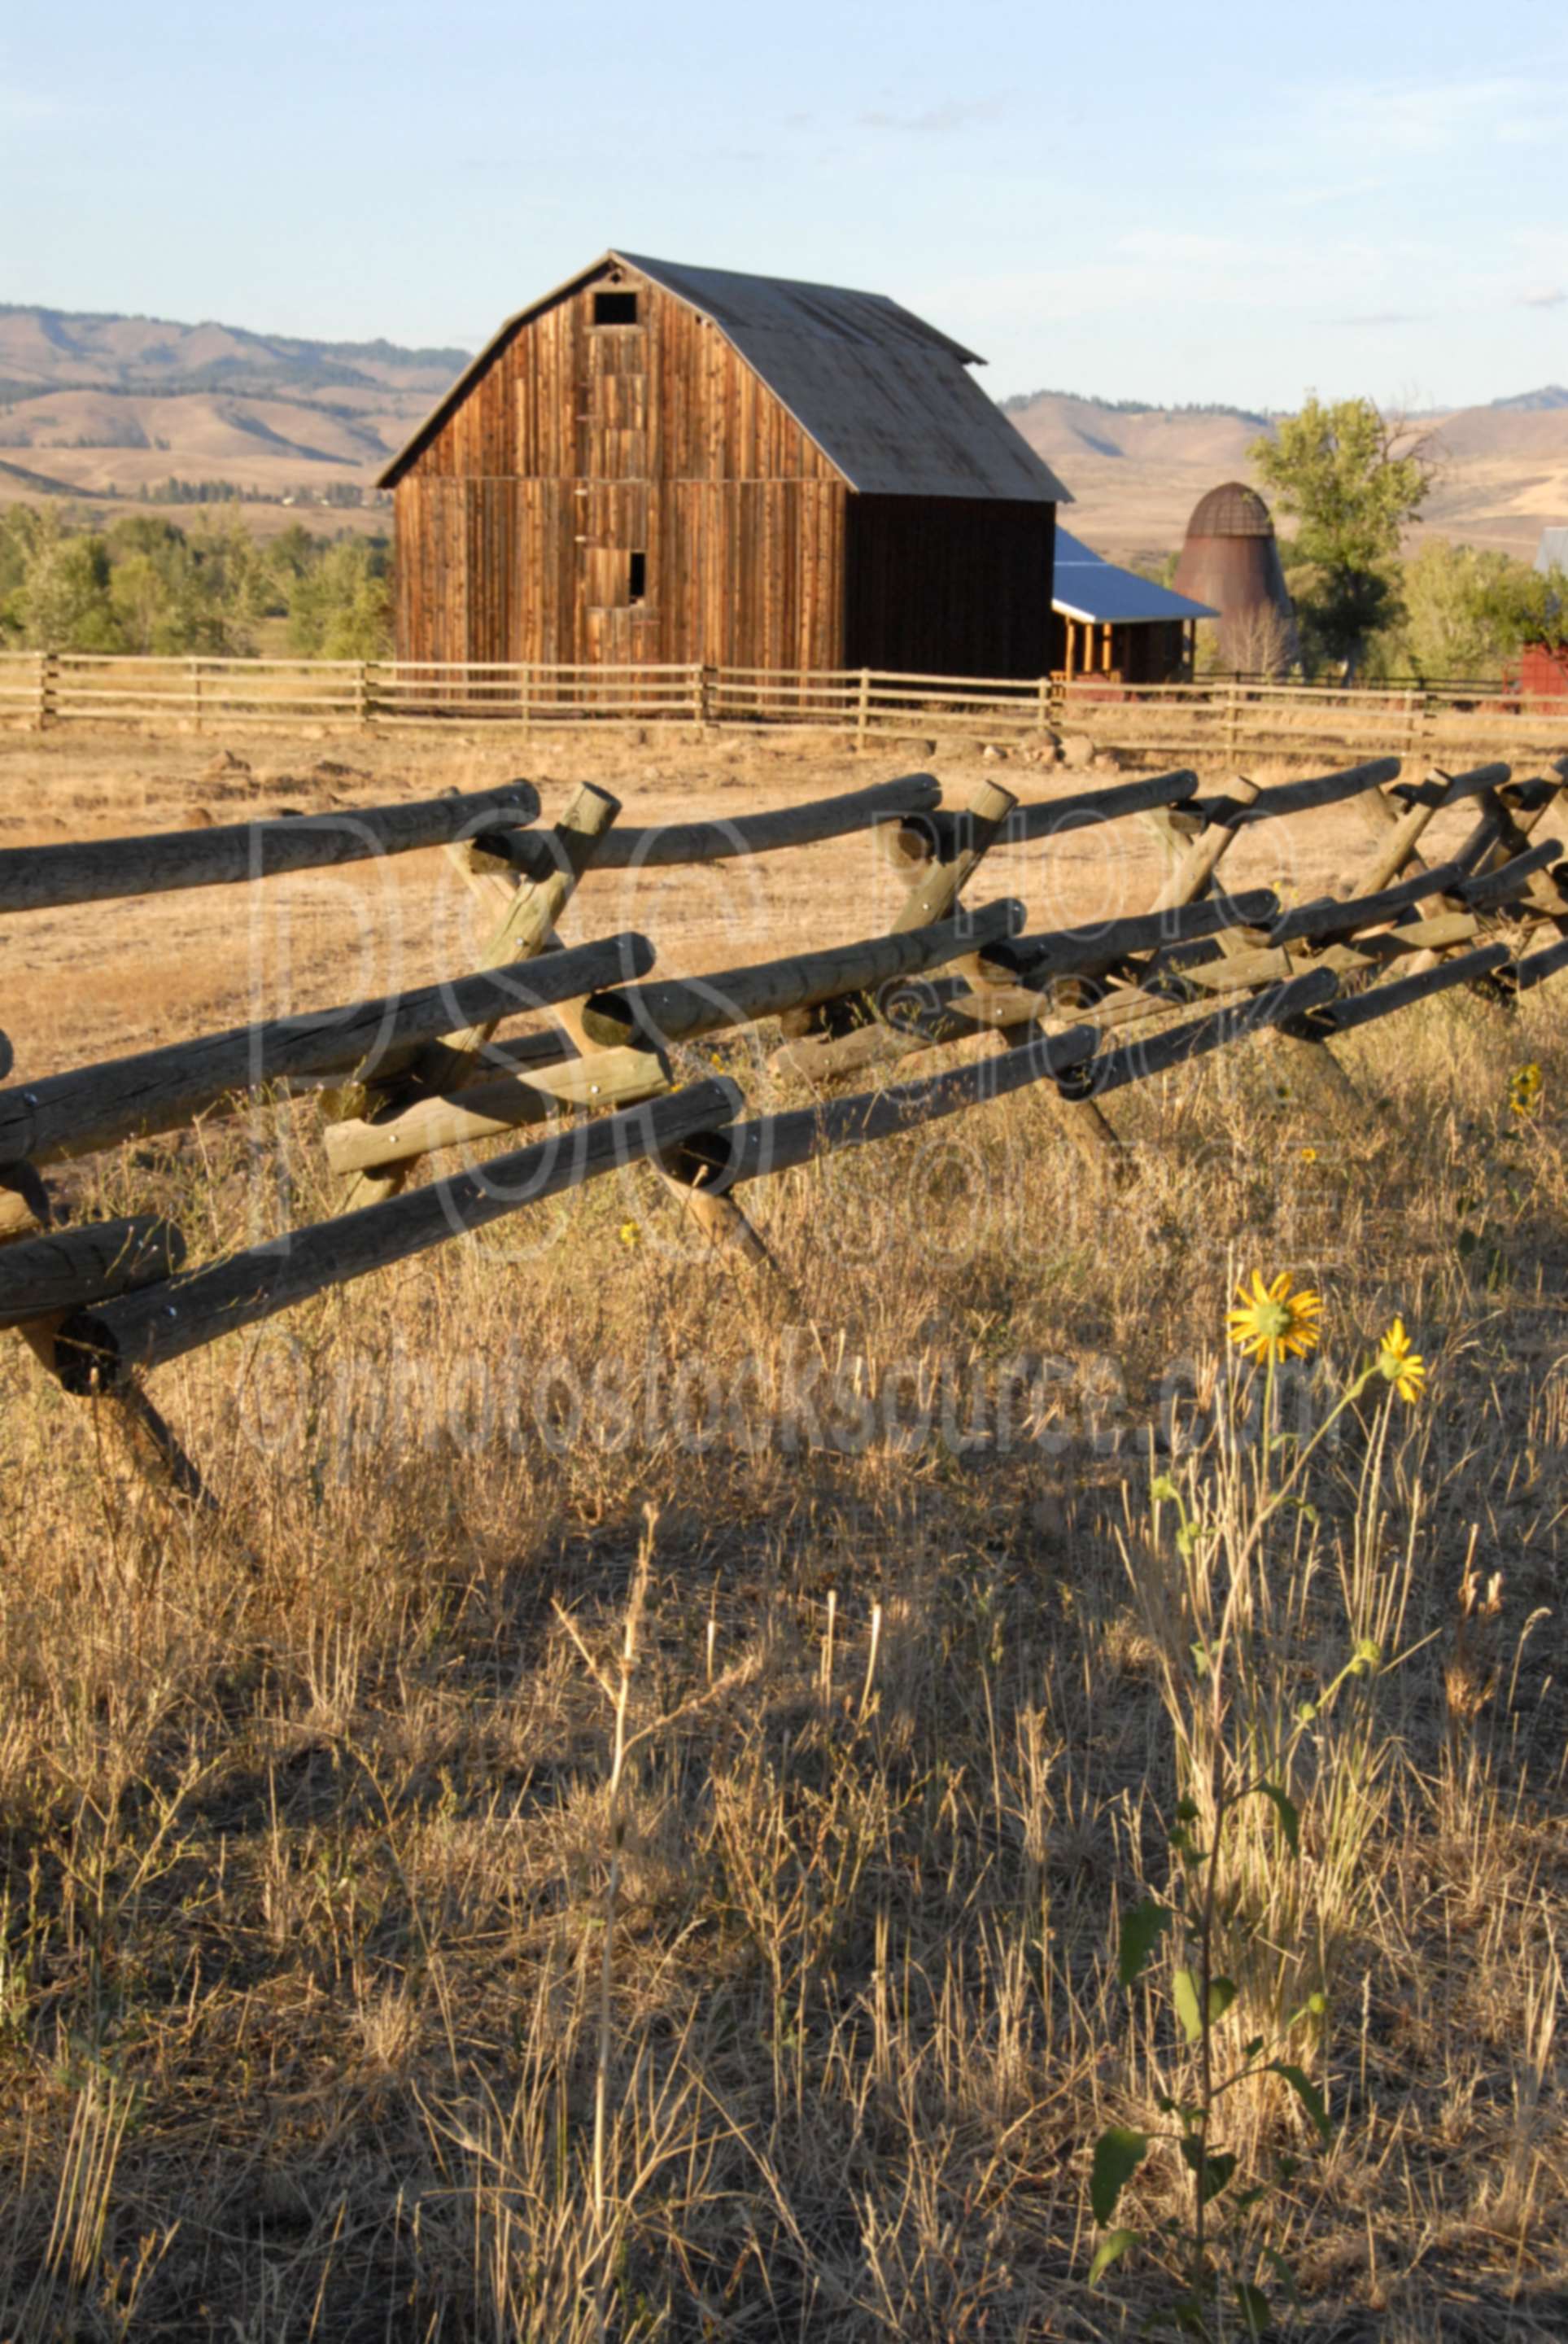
(1173, 483, 1299, 672)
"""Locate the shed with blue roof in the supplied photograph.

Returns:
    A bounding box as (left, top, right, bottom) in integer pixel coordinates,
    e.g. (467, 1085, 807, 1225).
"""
(1050, 527, 1216, 684)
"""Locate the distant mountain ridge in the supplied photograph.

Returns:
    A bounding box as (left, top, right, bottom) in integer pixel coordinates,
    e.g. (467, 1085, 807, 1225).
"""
(1490, 386, 1568, 413)
(0, 303, 1562, 557)
(0, 305, 471, 398)
(1005, 390, 1568, 563)
(0, 305, 475, 507)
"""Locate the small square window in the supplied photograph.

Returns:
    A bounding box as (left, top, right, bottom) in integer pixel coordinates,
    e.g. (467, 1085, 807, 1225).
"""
(628, 551, 647, 602)
(592, 290, 639, 326)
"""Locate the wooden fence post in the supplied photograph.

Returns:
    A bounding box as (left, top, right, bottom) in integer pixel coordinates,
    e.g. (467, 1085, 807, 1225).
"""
(855, 667, 871, 754)
(335, 782, 624, 1207)
(189, 658, 203, 733)
(37, 651, 58, 732)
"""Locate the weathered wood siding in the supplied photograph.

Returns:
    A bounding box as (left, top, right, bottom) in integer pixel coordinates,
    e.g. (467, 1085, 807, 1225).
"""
(392, 265, 847, 671)
(842, 496, 1055, 679)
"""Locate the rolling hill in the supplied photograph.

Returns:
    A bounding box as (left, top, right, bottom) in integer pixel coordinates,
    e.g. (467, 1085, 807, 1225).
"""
(0, 307, 468, 509)
(1003, 391, 1568, 564)
(0, 304, 1563, 562)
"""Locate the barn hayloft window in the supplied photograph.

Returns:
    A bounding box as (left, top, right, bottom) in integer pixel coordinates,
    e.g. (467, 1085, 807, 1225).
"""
(592, 290, 639, 326)
(628, 551, 647, 602)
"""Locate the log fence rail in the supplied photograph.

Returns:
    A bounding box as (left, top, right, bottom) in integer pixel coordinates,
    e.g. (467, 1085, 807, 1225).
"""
(2, 744, 1566, 1511)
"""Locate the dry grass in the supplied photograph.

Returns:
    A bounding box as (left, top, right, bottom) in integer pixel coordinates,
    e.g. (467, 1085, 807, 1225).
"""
(0, 730, 1565, 2338)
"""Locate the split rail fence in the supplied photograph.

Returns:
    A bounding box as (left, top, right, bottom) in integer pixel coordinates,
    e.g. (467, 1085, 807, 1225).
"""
(2, 740, 1566, 1512)
(2, 652, 1564, 766)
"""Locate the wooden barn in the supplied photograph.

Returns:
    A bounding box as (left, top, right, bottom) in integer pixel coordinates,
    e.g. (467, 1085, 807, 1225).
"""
(378, 250, 1070, 679)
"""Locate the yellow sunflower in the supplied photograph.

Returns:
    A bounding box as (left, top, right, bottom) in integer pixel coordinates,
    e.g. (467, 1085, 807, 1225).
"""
(1225, 1270, 1323, 1365)
(1377, 1317, 1426, 1403)
(618, 1219, 642, 1250)
(1509, 1063, 1543, 1119)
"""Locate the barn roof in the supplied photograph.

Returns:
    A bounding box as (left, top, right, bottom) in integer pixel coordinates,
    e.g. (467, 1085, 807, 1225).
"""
(378, 249, 1070, 503)
(1053, 527, 1216, 625)
(1535, 527, 1568, 575)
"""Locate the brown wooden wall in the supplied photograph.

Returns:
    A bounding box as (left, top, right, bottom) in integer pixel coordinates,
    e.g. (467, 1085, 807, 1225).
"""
(390, 260, 1059, 678)
(843, 496, 1055, 679)
(392, 265, 848, 671)
(392, 476, 846, 670)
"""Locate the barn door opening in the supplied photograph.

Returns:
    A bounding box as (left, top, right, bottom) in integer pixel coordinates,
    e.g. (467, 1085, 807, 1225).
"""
(579, 483, 654, 670)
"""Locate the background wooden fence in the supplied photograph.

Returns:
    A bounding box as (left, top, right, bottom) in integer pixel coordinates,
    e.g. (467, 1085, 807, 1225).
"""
(2, 652, 1563, 763)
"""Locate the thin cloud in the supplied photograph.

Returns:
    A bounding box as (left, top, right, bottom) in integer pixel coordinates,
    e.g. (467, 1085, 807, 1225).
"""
(1307, 71, 1561, 158)
(1521, 288, 1566, 308)
(1334, 310, 1426, 327)
(858, 98, 1002, 133)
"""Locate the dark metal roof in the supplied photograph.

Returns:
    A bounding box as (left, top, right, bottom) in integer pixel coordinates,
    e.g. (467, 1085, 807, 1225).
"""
(1053, 527, 1216, 624)
(379, 249, 1070, 503)
(1535, 527, 1568, 575)
(1184, 481, 1276, 540)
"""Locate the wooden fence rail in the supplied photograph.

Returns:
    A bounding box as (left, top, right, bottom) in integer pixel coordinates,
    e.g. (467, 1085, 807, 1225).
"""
(4, 653, 1566, 762)
(2, 744, 1566, 1515)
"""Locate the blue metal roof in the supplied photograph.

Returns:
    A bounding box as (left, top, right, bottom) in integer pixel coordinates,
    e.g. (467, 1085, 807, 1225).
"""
(1053, 527, 1216, 624)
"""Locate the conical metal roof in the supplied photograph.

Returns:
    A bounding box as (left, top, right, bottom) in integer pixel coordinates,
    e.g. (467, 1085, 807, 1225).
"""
(1185, 482, 1276, 540)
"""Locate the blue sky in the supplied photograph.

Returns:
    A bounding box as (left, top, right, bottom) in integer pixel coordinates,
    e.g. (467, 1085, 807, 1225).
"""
(4, 1, 1565, 409)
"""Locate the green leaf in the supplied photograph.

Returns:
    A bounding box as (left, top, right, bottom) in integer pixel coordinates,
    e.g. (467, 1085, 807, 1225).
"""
(1118, 1897, 1169, 1988)
(1234, 2280, 1272, 2336)
(1173, 2300, 1216, 2339)
(1172, 1968, 1204, 2044)
(1090, 2127, 1148, 2225)
(1179, 2141, 1238, 2204)
(1268, 2061, 1333, 2146)
(1168, 1969, 1233, 2032)
(1201, 2149, 1237, 2204)
(1256, 1781, 1300, 1856)
(1089, 2227, 1141, 2286)
(1260, 2244, 1303, 2307)
(1243, 2036, 1265, 2061)
(1149, 1474, 1180, 1505)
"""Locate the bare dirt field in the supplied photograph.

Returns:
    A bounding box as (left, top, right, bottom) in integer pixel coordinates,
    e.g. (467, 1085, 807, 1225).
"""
(0, 726, 1564, 2342)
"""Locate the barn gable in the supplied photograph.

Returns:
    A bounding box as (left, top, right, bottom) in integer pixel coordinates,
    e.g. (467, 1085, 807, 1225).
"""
(379, 249, 1067, 503)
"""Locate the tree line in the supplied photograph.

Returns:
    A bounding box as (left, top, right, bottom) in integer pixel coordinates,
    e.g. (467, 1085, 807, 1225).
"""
(0, 507, 391, 659)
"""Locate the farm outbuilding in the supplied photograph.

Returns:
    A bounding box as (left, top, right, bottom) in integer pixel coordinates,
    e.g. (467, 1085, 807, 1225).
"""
(1050, 527, 1215, 684)
(1173, 481, 1299, 672)
(379, 250, 1071, 680)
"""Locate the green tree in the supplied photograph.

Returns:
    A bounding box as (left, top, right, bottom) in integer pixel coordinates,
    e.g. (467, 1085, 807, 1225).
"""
(285, 537, 391, 659)
(4, 507, 124, 651)
(1368, 539, 1541, 681)
(1251, 396, 1435, 673)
